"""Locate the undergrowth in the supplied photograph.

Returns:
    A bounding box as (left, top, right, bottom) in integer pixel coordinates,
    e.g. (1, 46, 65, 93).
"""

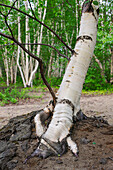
(0, 84, 113, 106)
(82, 88, 113, 96)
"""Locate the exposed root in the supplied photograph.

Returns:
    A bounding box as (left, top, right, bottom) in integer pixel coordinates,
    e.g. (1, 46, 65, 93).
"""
(34, 100, 54, 137)
(67, 136, 79, 156)
(24, 134, 79, 163)
(74, 109, 87, 122)
(27, 103, 87, 162)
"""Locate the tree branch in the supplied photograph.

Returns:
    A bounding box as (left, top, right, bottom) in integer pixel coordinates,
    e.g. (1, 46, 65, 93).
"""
(0, 43, 69, 60)
(0, 3, 74, 54)
(4, 16, 14, 38)
(27, 0, 36, 19)
(21, 43, 69, 60)
(6, 0, 18, 17)
(0, 31, 56, 105)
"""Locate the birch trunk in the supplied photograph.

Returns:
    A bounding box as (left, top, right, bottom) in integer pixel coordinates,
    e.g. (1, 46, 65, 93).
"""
(25, 1, 29, 86)
(35, 0, 99, 157)
(28, 0, 47, 86)
(3, 49, 9, 86)
(17, 0, 26, 87)
(93, 55, 107, 82)
(10, 57, 13, 84)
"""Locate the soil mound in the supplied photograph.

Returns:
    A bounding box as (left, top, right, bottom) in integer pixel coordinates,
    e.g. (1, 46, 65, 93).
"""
(0, 110, 113, 170)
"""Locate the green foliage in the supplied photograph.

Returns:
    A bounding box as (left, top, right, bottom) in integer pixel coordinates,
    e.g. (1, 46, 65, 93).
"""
(82, 87, 113, 96)
(93, 1, 99, 5)
(0, 0, 112, 92)
(33, 76, 62, 87)
(0, 87, 28, 106)
(83, 60, 109, 90)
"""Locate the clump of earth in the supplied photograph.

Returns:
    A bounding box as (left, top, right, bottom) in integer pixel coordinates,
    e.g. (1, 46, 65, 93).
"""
(0, 91, 113, 170)
(0, 110, 113, 170)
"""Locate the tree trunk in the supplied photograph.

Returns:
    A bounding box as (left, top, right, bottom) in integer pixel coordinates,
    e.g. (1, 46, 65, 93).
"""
(0, 67, 2, 78)
(3, 49, 9, 86)
(17, 0, 26, 87)
(10, 56, 14, 84)
(28, 0, 47, 86)
(93, 55, 107, 83)
(35, 0, 99, 157)
(25, 1, 29, 86)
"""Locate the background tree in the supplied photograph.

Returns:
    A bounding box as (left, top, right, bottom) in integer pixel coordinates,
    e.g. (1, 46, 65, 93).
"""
(0, 0, 112, 90)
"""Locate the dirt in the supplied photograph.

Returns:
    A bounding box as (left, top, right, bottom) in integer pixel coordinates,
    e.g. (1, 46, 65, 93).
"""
(0, 92, 113, 128)
(0, 91, 113, 170)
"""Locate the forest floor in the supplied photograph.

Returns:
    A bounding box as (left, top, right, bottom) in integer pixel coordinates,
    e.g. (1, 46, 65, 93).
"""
(0, 90, 113, 170)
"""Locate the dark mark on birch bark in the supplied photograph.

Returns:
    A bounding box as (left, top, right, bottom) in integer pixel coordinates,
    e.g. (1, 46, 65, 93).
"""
(66, 80, 70, 83)
(96, 8, 99, 15)
(82, 0, 93, 13)
(72, 50, 78, 56)
(82, 0, 98, 21)
(57, 99, 74, 112)
(76, 35, 93, 42)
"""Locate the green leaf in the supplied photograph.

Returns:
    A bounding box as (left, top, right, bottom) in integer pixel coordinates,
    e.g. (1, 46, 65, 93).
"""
(84, 0, 90, 4)
(93, 1, 99, 5)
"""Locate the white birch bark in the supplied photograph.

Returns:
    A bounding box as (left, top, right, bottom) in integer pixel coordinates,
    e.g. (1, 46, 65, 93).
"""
(35, 0, 99, 155)
(25, 1, 29, 86)
(0, 67, 2, 77)
(28, 0, 47, 86)
(10, 57, 13, 84)
(17, 0, 26, 87)
(3, 49, 9, 86)
(93, 54, 107, 82)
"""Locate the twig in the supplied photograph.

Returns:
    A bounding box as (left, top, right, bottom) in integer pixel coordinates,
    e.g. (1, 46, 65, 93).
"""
(0, 3, 74, 54)
(27, 0, 36, 18)
(21, 43, 69, 60)
(6, 0, 18, 17)
(0, 43, 69, 60)
(4, 16, 14, 38)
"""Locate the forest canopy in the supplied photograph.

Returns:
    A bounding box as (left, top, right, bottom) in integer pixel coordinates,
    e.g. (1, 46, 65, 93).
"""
(0, 0, 113, 90)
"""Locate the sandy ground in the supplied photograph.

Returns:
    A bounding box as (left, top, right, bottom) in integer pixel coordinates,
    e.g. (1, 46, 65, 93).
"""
(0, 92, 113, 128)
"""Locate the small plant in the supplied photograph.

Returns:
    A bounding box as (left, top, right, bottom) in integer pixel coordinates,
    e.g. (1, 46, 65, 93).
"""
(0, 87, 29, 106)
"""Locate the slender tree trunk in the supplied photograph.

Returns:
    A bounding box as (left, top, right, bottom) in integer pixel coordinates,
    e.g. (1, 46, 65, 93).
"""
(28, 0, 47, 86)
(10, 57, 13, 84)
(25, 1, 29, 86)
(0, 67, 2, 78)
(17, 0, 26, 87)
(93, 55, 107, 82)
(3, 49, 9, 86)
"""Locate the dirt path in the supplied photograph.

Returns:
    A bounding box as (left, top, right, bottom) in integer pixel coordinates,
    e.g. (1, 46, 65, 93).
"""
(0, 92, 113, 128)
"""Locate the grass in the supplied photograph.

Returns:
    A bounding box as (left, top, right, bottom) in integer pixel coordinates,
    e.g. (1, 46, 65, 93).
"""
(0, 84, 113, 106)
(82, 88, 113, 95)
(0, 85, 49, 106)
